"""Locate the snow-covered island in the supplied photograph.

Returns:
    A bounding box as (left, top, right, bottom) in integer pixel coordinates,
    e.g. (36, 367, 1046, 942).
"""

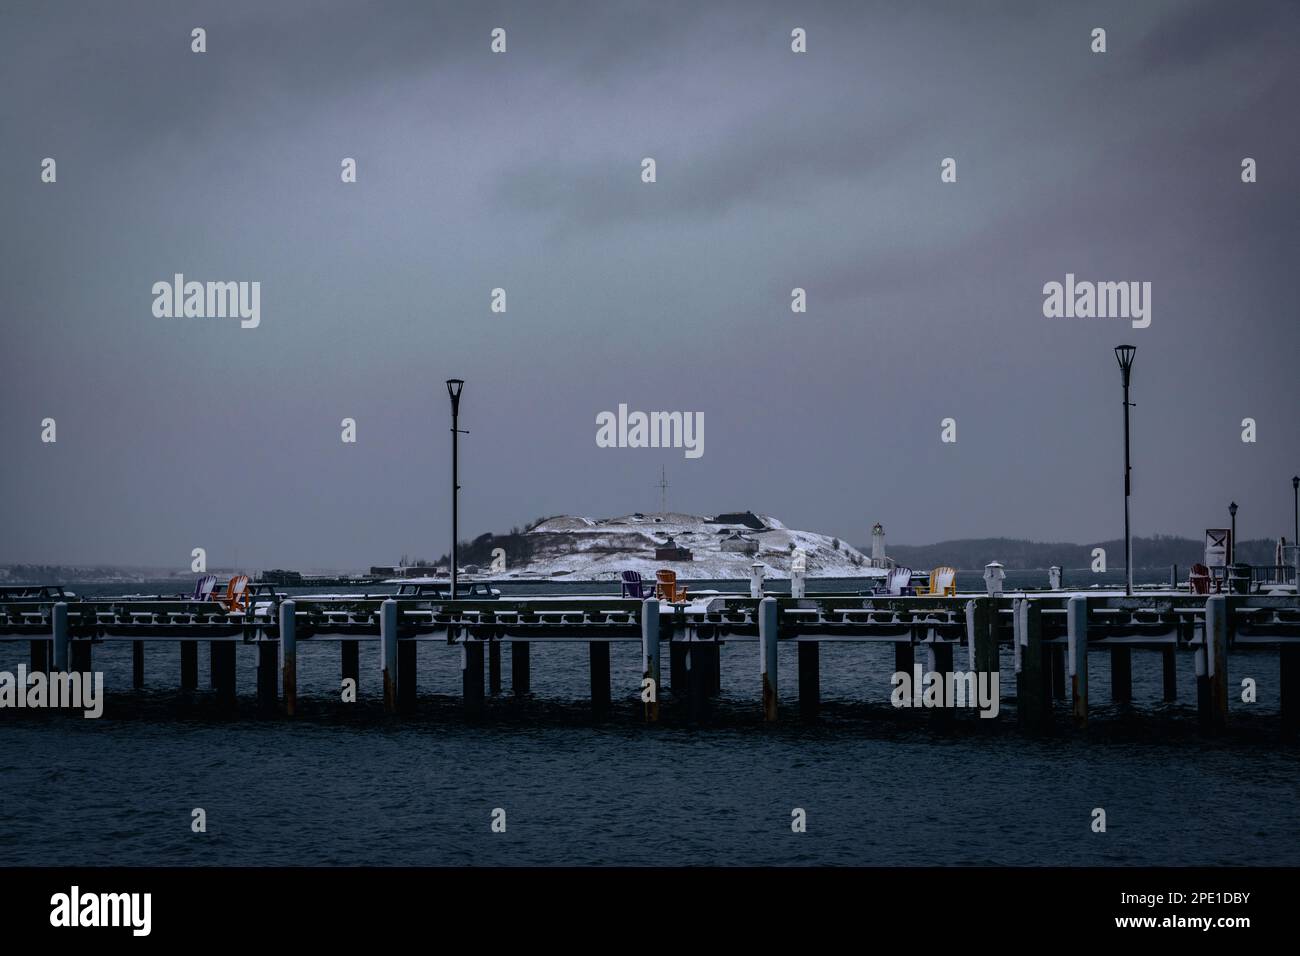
(495, 512, 888, 582)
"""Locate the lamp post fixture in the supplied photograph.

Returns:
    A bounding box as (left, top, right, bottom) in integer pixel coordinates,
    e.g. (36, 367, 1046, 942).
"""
(1228, 500, 1237, 565)
(446, 379, 466, 600)
(1114, 345, 1136, 596)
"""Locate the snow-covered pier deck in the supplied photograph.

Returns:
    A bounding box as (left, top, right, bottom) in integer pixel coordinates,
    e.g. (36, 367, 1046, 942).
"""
(2, 591, 1298, 732)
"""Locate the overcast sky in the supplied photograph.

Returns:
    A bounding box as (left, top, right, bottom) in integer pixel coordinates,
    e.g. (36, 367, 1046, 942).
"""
(1, 0, 1297, 569)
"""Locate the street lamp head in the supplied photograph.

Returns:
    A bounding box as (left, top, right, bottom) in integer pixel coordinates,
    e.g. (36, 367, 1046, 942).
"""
(1229, 501, 1237, 517)
(1293, 475, 1299, 491)
(446, 378, 464, 414)
(1114, 344, 1136, 386)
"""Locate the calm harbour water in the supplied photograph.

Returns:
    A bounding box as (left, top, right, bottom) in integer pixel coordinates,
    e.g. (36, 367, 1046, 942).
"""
(2, 570, 1296, 866)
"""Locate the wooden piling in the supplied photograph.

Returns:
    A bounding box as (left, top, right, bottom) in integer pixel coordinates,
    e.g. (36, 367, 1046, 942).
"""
(380, 599, 398, 715)
(926, 641, 954, 729)
(760, 597, 778, 721)
(51, 602, 68, 671)
(132, 640, 144, 690)
(641, 598, 660, 722)
(257, 642, 277, 711)
(1050, 644, 1066, 700)
(670, 641, 686, 696)
(280, 600, 296, 717)
(1206, 595, 1228, 729)
(894, 641, 913, 679)
(1195, 642, 1211, 732)
(1015, 599, 1047, 733)
(967, 598, 1000, 726)
(590, 642, 611, 718)
(462, 642, 485, 718)
(694, 643, 720, 700)
(1067, 595, 1088, 728)
(1281, 644, 1299, 736)
(1161, 646, 1177, 702)
(211, 641, 236, 708)
(967, 598, 998, 694)
(797, 641, 820, 719)
(398, 640, 416, 714)
(180, 641, 198, 691)
(687, 645, 711, 722)
(341, 639, 359, 690)
(1110, 647, 1132, 707)
(511, 641, 531, 696)
(489, 641, 502, 695)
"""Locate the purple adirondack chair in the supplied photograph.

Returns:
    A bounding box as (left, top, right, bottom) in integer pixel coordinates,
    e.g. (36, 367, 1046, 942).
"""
(620, 570, 649, 599)
(190, 574, 218, 601)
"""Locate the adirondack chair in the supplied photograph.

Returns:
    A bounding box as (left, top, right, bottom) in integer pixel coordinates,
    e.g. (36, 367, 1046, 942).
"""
(886, 566, 915, 596)
(917, 566, 957, 596)
(1189, 563, 1211, 595)
(620, 570, 649, 599)
(220, 574, 250, 612)
(190, 574, 218, 601)
(655, 569, 688, 603)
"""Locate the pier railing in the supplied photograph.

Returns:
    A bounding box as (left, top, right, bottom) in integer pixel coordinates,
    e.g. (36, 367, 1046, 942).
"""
(2, 592, 1297, 732)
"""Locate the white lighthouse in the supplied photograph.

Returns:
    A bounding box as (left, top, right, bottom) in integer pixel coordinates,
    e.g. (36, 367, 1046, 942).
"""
(870, 522, 889, 568)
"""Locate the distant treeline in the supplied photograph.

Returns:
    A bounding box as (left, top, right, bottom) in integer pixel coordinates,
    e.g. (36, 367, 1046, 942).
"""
(874, 535, 1288, 570)
(432, 528, 536, 570)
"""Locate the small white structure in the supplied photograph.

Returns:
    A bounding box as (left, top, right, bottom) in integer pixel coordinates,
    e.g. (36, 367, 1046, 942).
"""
(870, 522, 893, 569)
(790, 548, 807, 598)
(1048, 566, 1062, 590)
(984, 562, 1006, 596)
(750, 562, 765, 599)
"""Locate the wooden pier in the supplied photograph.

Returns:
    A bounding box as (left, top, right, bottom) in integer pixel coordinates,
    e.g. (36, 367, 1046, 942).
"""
(2, 591, 1298, 733)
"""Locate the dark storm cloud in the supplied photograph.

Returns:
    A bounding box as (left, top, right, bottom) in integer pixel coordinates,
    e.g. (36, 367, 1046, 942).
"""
(1, 0, 1296, 569)
(1135, 0, 1294, 73)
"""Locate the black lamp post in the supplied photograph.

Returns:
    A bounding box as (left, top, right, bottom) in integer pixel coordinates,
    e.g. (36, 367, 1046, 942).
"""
(1228, 500, 1237, 565)
(446, 379, 466, 599)
(1115, 345, 1136, 596)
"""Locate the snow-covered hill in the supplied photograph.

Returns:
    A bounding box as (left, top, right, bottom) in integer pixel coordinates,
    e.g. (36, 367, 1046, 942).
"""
(501, 512, 885, 582)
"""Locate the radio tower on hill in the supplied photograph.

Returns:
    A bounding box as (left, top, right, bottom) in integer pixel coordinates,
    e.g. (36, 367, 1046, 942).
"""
(655, 466, 669, 514)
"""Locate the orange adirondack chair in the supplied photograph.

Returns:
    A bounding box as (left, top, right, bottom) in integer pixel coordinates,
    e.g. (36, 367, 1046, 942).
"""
(655, 569, 688, 603)
(220, 574, 250, 612)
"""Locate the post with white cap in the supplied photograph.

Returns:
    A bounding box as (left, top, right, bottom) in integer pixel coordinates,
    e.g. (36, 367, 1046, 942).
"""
(380, 598, 398, 715)
(759, 596, 778, 721)
(1206, 594, 1228, 730)
(641, 598, 660, 722)
(968, 598, 999, 725)
(279, 599, 297, 716)
(51, 602, 69, 671)
(790, 549, 806, 599)
(749, 562, 765, 599)
(1015, 598, 1047, 733)
(1067, 595, 1088, 727)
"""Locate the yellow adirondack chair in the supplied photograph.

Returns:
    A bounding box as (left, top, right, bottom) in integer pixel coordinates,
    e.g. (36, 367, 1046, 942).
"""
(916, 566, 956, 596)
